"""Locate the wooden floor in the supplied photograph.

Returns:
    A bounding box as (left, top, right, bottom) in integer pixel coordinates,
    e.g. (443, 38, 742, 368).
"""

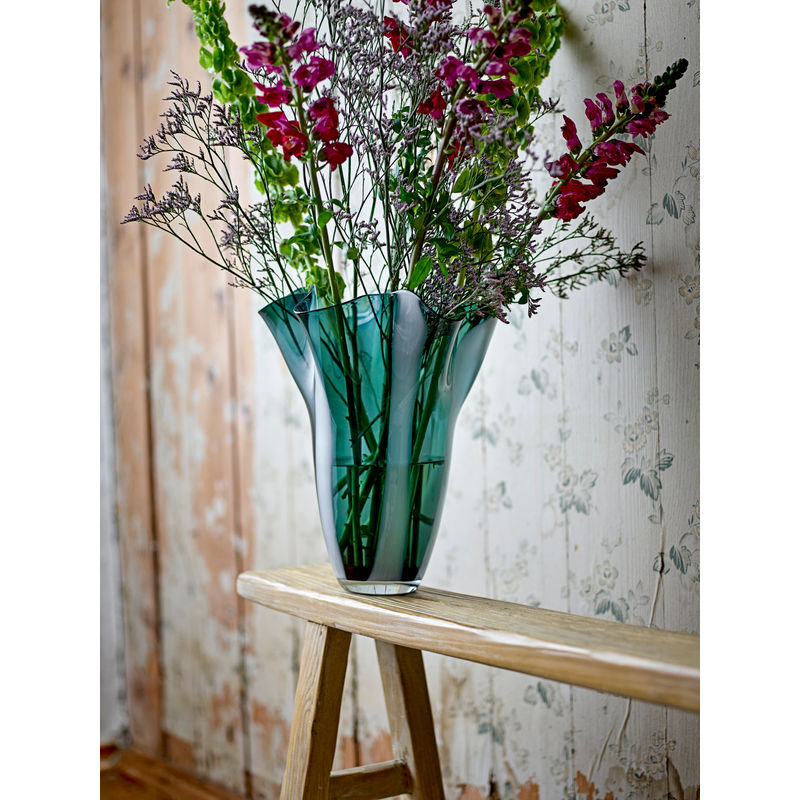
(100, 748, 246, 800)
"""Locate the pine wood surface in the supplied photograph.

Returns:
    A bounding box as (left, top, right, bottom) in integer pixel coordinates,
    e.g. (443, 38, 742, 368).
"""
(375, 642, 446, 799)
(281, 623, 353, 799)
(100, 750, 246, 800)
(328, 761, 412, 800)
(238, 564, 699, 712)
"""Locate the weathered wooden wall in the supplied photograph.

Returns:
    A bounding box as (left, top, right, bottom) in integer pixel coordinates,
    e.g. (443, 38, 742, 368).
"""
(101, 0, 699, 797)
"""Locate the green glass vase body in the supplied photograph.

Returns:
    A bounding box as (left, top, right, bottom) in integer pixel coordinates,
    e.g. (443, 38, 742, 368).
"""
(260, 290, 495, 594)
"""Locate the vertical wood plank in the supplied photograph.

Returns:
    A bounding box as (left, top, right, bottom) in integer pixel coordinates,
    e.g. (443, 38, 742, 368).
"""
(281, 623, 352, 800)
(134, 0, 248, 788)
(101, 0, 162, 755)
(375, 642, 445, 800)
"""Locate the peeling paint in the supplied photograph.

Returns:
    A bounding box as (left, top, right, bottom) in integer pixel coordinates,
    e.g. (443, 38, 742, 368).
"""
(456, 786, 488, 800)
(250, 700, 291, 761)
(517, 780, 540, 800)
(367, 730, 394, 764)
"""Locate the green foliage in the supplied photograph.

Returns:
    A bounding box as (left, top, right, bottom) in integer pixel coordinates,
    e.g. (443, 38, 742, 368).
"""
(513, 4, 564, 100)
(407, 255, 434, 290)
(174, 0, 255, 113)
(272, 188, 310, 228)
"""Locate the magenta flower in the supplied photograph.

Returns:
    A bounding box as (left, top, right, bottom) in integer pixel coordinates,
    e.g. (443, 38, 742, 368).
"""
(545, 153, 578, 179)
(483, 3, 502, 26)
(455, 97, 490, 118)
(308, 97, 339, 142)
(630, 86, 647, 113)
(286, 27, 319, 61)
(593, 139, 644, 166)
(280, 124, 307, 161)
(484, 60, 516, 78)
(293, 56, 335, 90)
(417, 88, 447, 120)
(596, 93, 614, 125)
(256, 111, 308, 161)
(255, 110, 289, 146)
(613, 80, 629, 112)
(553, 180, 604, 221)
(584, 162, 619, 188)
(584, 98, 603, 132)
(504, 28, 532, 58)
(560, 116, 581, 154)
(435, 57, 480, 90)
(436, 56, 466, 89)
(477, 78, 514, 99)
(321, 141, 353, 170)
(254, 82, 292, 107)
(276, 14, 300, 40)
(239, 42, 281, 73)
(383, 17, 412, 58)
(468, 27, 498, 49)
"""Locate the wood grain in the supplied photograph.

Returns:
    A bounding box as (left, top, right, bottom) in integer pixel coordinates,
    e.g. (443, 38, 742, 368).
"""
(282, 622, 353, 799)
(134, 0, 248, 788)
(101, 0, 162, 754)
(101, 749, 246, 800)
(237, 564, 699, 711)
(376, 643, 445, 800)
(328, 761, 413, 800)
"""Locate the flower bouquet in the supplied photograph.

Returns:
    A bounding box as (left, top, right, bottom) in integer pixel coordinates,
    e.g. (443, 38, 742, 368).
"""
(124, 0, 686, 593)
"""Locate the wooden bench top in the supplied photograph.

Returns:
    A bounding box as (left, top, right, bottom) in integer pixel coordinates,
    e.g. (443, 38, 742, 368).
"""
(237, 563, 699, 712)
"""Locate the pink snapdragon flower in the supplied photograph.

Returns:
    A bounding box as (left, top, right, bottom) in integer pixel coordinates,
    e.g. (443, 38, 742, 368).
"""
(477, 77, 514, 99)
(384, 17, 412, 58)
(436, 56, 467, 88)
(286, 27, 319, 61)
(239, 42, 282, 73)
(613, 80, 629, 111)
(546, 153, 578, 179)
(417, 88, 447, 120)
(293, 56, 336, 90)
(596, 93, 615, 124)
(626, 109, 669, 137)
(560, 116, 582, 154)
(468, 27, 498, 49)
(503, 28, 532, 58)
(545, 62, 689, 223)
(484, 60, 517, 78)
(256, 110, 308, 161)
(552, 179, 604, 221)
(308, 97, 340, 142)
(584, 98, 603, 132)
(321, 141, 353, 170)
(483, 4, 502, 26)
(254, 82, 292, 107)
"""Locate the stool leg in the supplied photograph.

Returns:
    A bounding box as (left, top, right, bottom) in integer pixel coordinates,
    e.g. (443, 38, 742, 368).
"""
(281, 622, 352, 800)
(375, 641, 445, 800)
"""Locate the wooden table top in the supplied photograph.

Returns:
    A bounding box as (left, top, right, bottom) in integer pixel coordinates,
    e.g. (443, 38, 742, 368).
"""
(238, 563, 699, 712)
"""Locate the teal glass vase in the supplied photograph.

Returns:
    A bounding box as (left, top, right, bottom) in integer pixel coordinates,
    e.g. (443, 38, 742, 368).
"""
(259, 290, 495, 594)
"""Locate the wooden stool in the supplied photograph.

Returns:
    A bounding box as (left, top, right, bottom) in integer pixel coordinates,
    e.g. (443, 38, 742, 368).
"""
(238, 564, 699, 800)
